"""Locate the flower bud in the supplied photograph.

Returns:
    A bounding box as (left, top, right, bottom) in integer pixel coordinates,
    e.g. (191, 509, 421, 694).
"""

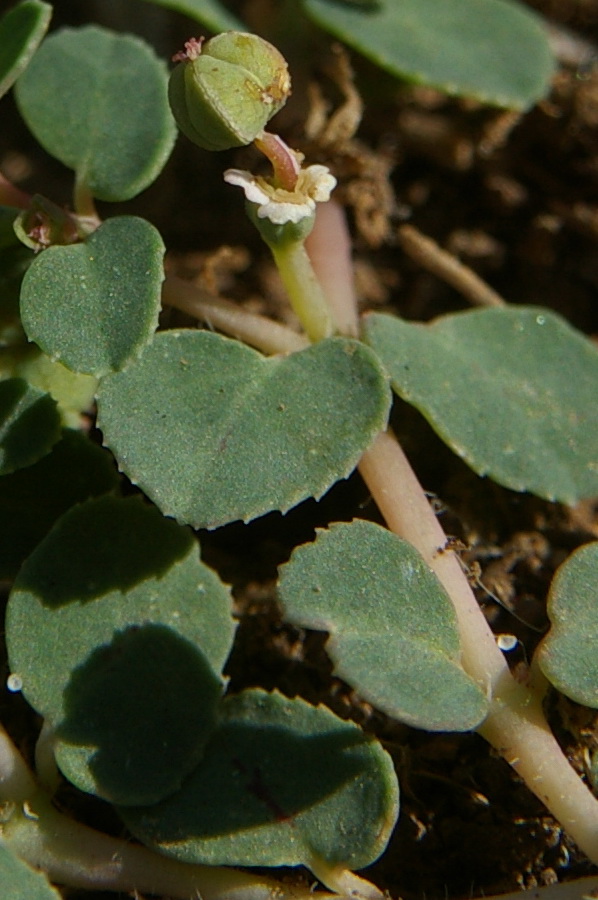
(169, 32, 291, 152)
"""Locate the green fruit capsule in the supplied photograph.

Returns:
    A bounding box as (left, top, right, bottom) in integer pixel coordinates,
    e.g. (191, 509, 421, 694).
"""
(168, 32, 291, 152)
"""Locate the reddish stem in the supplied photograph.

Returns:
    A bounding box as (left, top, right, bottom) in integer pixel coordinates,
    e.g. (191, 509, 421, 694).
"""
(253, 132, 300, 191)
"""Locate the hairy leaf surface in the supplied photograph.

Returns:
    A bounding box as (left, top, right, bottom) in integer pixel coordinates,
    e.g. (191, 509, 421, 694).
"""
(6, 496, 235, 805)
(0, 843, 61, 900)
(537, 541, 598, 708)
(15, 26, 176, 201)
(0, 0, 51, 100)
(97, 331, 391, 528)
(20, 217, 164, 376)
(364, 307, 598, 504)
(304, 0, 554, 109)
(0, 377, 60, 474)
(121, 688, 399, 870)
(279, 520, 488, 730)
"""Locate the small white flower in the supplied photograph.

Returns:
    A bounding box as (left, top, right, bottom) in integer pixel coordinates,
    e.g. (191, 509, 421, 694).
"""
(224, 164, 337, 225)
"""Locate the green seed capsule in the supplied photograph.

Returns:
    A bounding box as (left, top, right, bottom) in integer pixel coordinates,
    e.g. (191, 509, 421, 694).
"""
(168, 32, 291, 152)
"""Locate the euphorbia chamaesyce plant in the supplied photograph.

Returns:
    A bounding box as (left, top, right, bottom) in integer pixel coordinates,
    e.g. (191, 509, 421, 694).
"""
(0, 4, 597, 900)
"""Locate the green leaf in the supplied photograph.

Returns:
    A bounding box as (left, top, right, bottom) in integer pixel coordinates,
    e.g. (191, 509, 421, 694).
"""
(0, 0, 52, 100)
(0, 241, 31, 346)
(20, 217, 164, 376)
(364, 307, 598, 505)
(139, 0, 244, 32)
(97, 331, 391, 528)
(536, 542, 598, 708)
(15, 25, 176, 201)
(6, 495, 236, 805)
(0, 843, 61, 900)
(0, 377, 60, 474)
(120, 688, 398, 870)
(0, 428, 118, 580)
(279, 520, 488, 731)
(303, 0, 554, 110)
(12, 351, 98, 429)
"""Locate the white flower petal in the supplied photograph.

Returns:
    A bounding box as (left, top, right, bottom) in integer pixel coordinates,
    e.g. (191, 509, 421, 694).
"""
(224, 169, 271, 206)
(224, 163, 336, 226)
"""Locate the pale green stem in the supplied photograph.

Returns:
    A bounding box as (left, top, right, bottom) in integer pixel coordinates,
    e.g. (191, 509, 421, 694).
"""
(162, 274, 308, 354)
(308, 205, 598, 866)
(269, 240, 334, 343)
(308, 855, 384, 900)
(34, 721, 60, 796)
(358, 431, 598, 864)
(72, 177, 101, 232)
(4, 793, 333, 900)
(0, 724, 37, 803)
(0, 727, 342, 898)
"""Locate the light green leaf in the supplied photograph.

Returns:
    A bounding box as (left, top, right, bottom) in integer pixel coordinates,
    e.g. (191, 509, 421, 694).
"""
(12, 351, 98, 429)
(0, 0, 51, 100)
(97, 331, 391, 528)
(120, 688, 398, 871)
(139, 0, 243, 32)
(0, 377, 60, 474)
(15, 25, 176, 201)
(0, 428, 118, 580)
(0, 843, 61, 900)
(279, 520, 488, 731)
(6, 495, 236, 806)
(537, 542, 598, 708)
(364, 307, 598, 505)
(20, 217, 164, 376)
(303, 0, 554, 110)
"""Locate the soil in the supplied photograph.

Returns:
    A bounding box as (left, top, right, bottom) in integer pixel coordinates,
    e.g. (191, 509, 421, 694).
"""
(1, 1, 598, 899)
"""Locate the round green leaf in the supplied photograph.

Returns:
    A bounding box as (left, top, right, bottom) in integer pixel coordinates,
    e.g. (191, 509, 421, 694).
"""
(120, 688, 398, 870)
(0, 428, 118, 579)
(15, 25, 176, 201)
(0, 377, 60, 474)
(537, 542, 598, 708)
(97, 331, 391, 529)
(6, 495, 236, 806)
(20, 217, 164, 376)
(279, 520, 488, 731)
(304, 0, 554, 110)
(0, 0, 51, 100)
(364, 307, 598, 505)
(0, 843, 61, 900)
(138, 0, 244, 32)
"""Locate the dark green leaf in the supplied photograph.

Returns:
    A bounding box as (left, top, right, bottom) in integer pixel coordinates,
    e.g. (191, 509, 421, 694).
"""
(139, 0, 243, 32)
(303, 0, 554, 109)
(20, 217, 164, 376)
(0, 377, 60, 474)
(280, 520, 488, 730)
(6, 496, 235, 805)
(15, 26, 176, 201)
(97, 331, 391, 528)
(0, 428, 118, 580)
(0, 0, 52, 100)
(364, 307, 598, 505)
(121, 688, 398, 870)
